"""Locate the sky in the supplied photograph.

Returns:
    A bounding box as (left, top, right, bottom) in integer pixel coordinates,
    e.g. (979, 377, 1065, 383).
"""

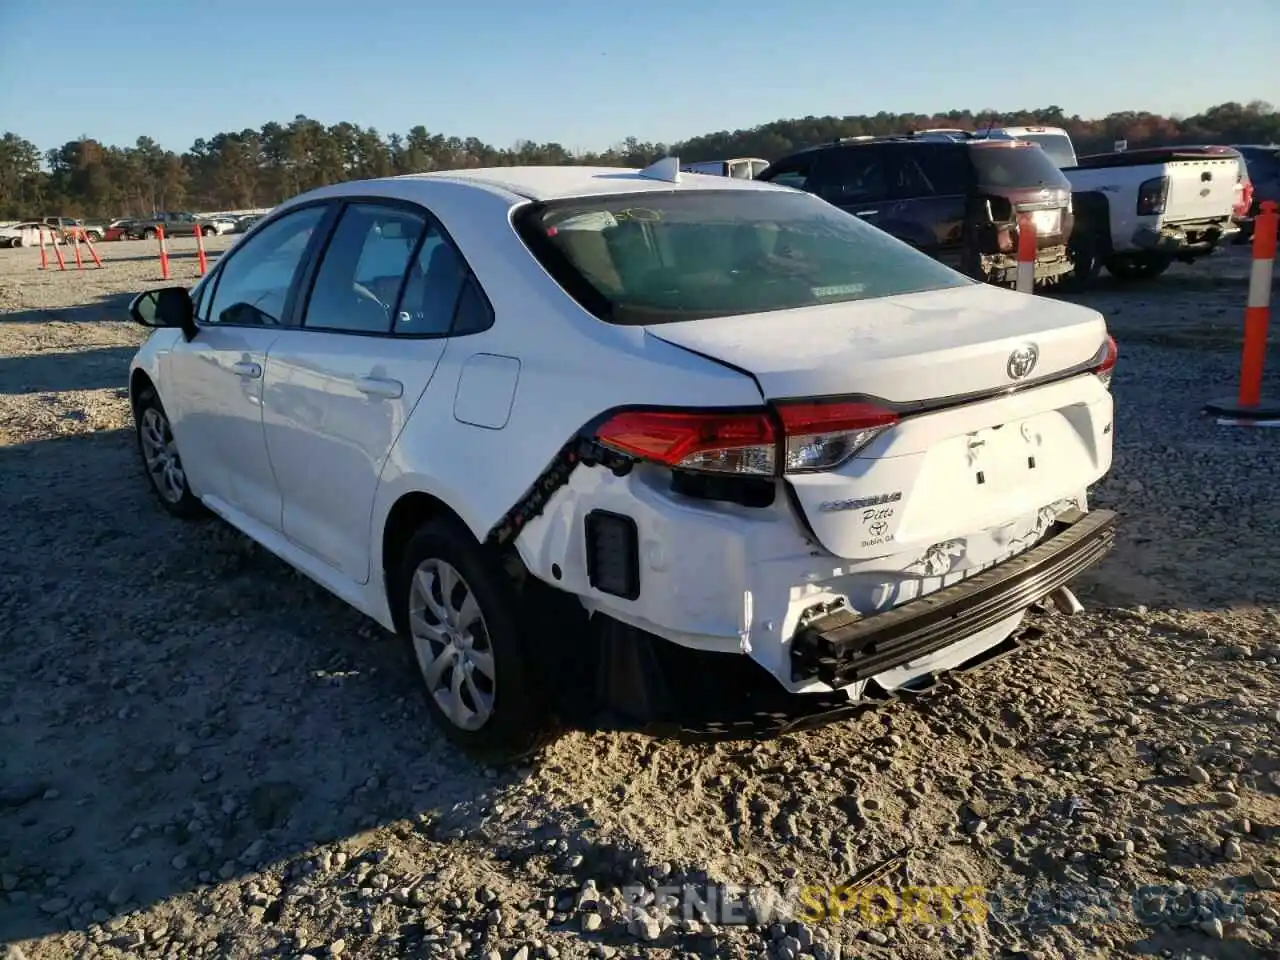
(1, 0, 1276, 156)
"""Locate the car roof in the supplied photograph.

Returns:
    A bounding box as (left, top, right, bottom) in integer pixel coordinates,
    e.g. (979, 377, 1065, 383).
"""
(335, 166, 786, 203)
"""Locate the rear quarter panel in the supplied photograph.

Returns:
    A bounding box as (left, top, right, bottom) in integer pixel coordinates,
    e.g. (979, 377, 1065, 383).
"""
(361, 181, 766, 579)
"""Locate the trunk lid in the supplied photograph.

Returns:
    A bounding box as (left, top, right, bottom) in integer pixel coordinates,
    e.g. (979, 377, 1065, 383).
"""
(644, 281, 1107, 402)
(645, 284, 1113, 560)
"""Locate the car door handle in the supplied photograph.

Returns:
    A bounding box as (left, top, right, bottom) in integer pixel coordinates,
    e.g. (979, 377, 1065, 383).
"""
(856, 209, 879, 217)
(231, 361, 262, 379)
(356, 376, 403, 399)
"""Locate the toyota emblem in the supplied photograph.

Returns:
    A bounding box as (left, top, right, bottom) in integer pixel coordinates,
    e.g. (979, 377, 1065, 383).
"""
(1007, 344, 1039, 380)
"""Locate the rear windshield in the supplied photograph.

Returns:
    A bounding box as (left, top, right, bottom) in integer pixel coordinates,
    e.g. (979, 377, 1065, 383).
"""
(969, 143, 1072, 189)
(513, 189, 972, 325)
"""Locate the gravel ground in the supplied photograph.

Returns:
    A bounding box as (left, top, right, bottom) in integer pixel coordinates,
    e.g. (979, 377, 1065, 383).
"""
(2, 239, 1279, 960)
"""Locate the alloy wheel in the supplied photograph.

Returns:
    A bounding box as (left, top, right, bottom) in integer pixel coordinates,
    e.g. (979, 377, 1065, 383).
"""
(408, 558, 496, 731)
(139, 406, 187, 504)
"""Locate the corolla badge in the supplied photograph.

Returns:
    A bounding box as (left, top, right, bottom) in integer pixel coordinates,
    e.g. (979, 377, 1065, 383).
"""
(1006, 344, 1039, 381)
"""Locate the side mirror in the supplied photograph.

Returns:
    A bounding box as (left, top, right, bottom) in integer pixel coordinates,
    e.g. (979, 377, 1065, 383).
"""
(129, 286, 197, 341)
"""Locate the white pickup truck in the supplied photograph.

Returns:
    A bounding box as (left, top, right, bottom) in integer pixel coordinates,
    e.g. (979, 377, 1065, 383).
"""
(971, 127, 1243, 281)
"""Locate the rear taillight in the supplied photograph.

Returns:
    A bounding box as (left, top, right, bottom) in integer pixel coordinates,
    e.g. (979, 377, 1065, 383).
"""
(595, 410, 777, 476)
(1092, 334, 1118, 388)
(775, 400, 898, 472)
(1136, 176, 1169, 216)
(1236, 179, 1254, 219)
(594, 400, 899, 477)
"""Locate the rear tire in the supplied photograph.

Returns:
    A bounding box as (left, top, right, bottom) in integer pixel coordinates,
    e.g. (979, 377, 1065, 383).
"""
(133, 387, 207, 520)
(1104, 253, 1172, 281)
(202, 226, 216, 237)
(143, 228, 156, 240)
(9, 237, 21, 249)
(394, 518, 553, 763)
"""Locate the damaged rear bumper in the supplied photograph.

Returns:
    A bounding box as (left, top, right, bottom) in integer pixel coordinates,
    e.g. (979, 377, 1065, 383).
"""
(790, 508, 1117, 688)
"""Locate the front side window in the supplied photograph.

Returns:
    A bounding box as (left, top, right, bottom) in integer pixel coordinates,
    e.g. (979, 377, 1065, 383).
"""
(515, 189, 972, 325)
(897, 144, 971, 198)
(204, 205, 327, 326)
(303, 204, 426, 334)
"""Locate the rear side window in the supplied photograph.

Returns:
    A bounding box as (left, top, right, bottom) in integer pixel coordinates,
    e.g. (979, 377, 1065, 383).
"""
(514, 189, 972, 325)
(969, 144, 1071, 189)
(809, 148, 890, 204)
(303, 203, 426, 334)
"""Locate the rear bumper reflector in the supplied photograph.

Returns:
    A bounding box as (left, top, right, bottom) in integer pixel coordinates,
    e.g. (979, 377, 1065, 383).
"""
(790, 508, 1117, 687)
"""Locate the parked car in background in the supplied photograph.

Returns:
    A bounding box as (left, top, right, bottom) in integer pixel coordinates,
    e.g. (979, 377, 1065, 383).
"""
(204, 215, 239, 236)
(1232, 144, 1280, 242)
(36, 216, 104, 242)
(0, 221, 64, 248)
(955, 125, 1079, 168)
(125, 211, 221, 239)
(757, 134, 1076, 287)
(230, 214, 264, 233)
(125, 160, 1117, 759)
(681, 158, 771, 179)
(104, 218, 138, 241)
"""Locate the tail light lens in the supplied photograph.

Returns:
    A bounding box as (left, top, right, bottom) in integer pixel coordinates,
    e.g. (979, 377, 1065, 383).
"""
(1136, 176, 1169, 216)
(1092, 334, 1118, 388)
(595, 410, 777, 476)
(776, 400, 898, 472)
(1236, 179, 1254, 219)
(594, 401, 899, 477)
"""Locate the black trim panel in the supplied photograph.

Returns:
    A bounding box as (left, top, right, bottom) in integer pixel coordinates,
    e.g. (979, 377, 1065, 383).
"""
(790, 508, 1116, 687)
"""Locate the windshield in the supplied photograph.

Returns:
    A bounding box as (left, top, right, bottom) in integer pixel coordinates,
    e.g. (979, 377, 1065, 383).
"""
(514, 189, 972, 325)
(969, 144, 1072, 189)
(1016, 133, 1077, 168)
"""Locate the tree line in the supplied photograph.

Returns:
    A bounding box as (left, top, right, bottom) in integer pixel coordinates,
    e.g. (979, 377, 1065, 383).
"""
(1, 100, 1276, 220)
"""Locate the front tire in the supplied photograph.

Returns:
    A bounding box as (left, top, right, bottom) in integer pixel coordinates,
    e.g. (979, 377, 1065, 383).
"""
(134, 387, 206, 519)
(9, 237, 20, 248)
(142, 228, 157, 240)
(1066, 225, 1103, 287)
(202, 226, 216, 237)
(395, 518, 552, 762)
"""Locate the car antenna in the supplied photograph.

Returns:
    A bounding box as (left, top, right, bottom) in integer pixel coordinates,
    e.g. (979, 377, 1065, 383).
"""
(637, 156, 681, 184)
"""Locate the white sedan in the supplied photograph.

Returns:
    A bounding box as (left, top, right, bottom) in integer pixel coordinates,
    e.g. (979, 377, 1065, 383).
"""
(126, 160, 1118, 760)
(0, 221, 63, 248)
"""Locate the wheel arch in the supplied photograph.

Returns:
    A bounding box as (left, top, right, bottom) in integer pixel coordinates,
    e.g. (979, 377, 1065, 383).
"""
(378, 489, 535, 633)
(129, 367, 157, 415)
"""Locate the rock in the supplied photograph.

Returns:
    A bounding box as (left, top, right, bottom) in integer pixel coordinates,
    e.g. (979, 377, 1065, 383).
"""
(862, 929, 890, 946)
(328, 940, 345, 956)
(1254, 868, 1277, 890)
(1217, 792, 1240, 808)
(1223, 838, 1243, 861)
(39, 896, 70, 914)
(1, 875, 17, 892)
(1200, 917, 1224, 939)
(582, 913, 603, 932)
(1189, 765, 1211, 785)
(629, 913, 662, 941)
